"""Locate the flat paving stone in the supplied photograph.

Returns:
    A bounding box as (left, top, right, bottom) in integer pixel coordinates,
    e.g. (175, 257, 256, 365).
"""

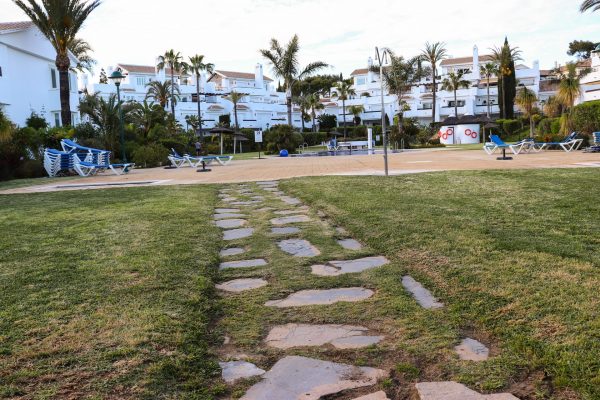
(217, 278, 268, 293)
(265, 324, 383, 349)
(415, 382, 519, 400)
(352, 392, 390, 400)
(224, 228, 254, 241)
(263, 187, 279, 192)
(402, 276, 444, 309)
(220, 361, 265, 384)
(336, 226, 349, 235)
(216, 208, 241, 213)
(214, 213, 245, 220)
(241, 356, 387, 400)
(280, 196, 302, 205)
(220, 247, 247, 257)
(220, 259, 267, 270)
(312, 256, 389, 277)
(257, 181, 279, 185)
(265, 287, 374, 308)
(277, 239, 320, 257)
(338, 238, 363, 250)
(231, 201, 261, 206)
(216, 219, 247, 229)
(222, 197, 238, 203)
(273, 209, 308, 215)
(270, 215, 312, 225)
(455, 338, 490, 361)
(271, 227, 301, 235)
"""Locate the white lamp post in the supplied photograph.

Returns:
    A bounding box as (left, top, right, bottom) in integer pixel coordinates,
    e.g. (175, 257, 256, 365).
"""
(375, 47, 390, 176)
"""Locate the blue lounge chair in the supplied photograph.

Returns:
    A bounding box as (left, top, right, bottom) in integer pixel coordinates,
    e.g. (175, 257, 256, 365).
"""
(44, 149, 75, 177)
(168, 148, 207, 168)
(73, 158, 133, 176)
(61, 139, 111, 165)
(484, 135, 531, 155)
(531, 132, 583, 152)
(584, 132, 600, 153)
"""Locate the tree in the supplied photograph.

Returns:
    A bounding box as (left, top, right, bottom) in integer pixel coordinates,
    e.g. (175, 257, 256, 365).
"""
(568, 40, 599, 60)
(146, 80, 179, 110)
(331, 79, 355, 140)
(14, 0, 102, 127)
(420, 42, 447, 123)
(293, 94, 311, 132)
(99, 68, 108, 84)
(0, 108, 13, 143)
(188, 54, 214, 133)
(348, 105, 364, 126)
(69, 37, 95, 73)
(543, 96, 562, 118)
(131, 101, 167, 139)
(260, 34, 328, 126)
(306, 93, 324, 132)
(156, 50, 188, 117)
(185, 115, 199, 130)
(294, 74, 339, 97)
(480, 62, 499, 118)
(581, 0, 600, 12)
(226, 91, 245, 153)
(492, 38, 521, 119)
(515, 87, 538, 137)
(556, 62, 587, 133)
(79, 93, 133, 154)
(442, 71, 470, 118)
(317, 113, 337, 132)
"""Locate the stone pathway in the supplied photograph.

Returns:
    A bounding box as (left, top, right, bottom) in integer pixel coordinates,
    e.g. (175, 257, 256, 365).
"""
(338, 238, 363, 250)
(271, 227, 300, 235)
(216, 219, 247, 229)
(219, 259, 267, 270)
(415, 382, 519, 400)
(454, 338, 490, 361)
(223, 228, 254, 241)
(265, 324, 383, 349)
(217, 278, 268, 293)
(265, 287, 374, 308)
(220, 247, 246, 257)
(277, 239, 320, 257)
(270, 215, 311, 225)
(312, 256, 389, 277)
(401, 275, 444, 309)
(219, 361, 265, 383)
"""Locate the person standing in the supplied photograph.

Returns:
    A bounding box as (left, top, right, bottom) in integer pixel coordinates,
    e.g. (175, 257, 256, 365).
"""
(195, 140, 202, 156)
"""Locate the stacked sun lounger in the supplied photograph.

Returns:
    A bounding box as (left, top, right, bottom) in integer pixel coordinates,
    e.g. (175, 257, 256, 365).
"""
(584, 132, 600, 153)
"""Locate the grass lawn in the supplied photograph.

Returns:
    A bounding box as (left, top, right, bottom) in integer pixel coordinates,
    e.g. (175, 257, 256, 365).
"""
(0, 186, 224, 399)
(276, 169, 599, 399)
(0, 177, 76, 191)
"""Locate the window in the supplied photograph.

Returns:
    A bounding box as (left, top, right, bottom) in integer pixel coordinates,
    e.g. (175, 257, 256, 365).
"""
(71, 112, 78, 125)
(137, 77, 146, 86)
(50, 68, 57, 89)
(52, 112, 60, 127)
(356, 77, 366, 85)
(0, 66, 3, 77)
(448, 100, 466, 107)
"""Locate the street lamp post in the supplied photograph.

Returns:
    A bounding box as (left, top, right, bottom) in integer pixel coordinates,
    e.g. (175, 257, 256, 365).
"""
(375, 47, 389, 176)
(108, 70, 127, 163)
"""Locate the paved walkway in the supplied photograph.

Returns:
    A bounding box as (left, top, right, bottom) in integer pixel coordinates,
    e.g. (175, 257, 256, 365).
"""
(2, 149, 599, 194)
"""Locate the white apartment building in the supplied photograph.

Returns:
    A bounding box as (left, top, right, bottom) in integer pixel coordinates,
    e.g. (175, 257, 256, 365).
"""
(0, 21, 80, 127)
(577, 49, 600, 103)
(87, 63, 305, 131)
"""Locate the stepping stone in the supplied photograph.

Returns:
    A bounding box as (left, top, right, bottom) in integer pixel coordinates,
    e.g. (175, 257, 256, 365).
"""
(263, 188, 279, 192)
(241, 356, 387, 400)
(220, 361, 265, 384)
(222, 197, 238, 203)
(272, 191, 285, 196)
(312, 256, 389, 277)
(415, 382, 519, 400)
(280, 196, 302, 205)
(214, 213, 245, 220)
(273, 209, 307, 215)
(257, 207, 274, 212)
(220, 247, 246, 257)
(270, 215, 311, 226)
(336, 226, 349, 235)
(265, 324, 383, 349)
(455, 338, 490, 361)
(216, 219, 247, 229)
(271, 227, 301, 235)
(216, 208, 241, 213)
(220, 259, 267, 270)
(352, 392, 391, 400)
(277, 239, 320, 257)
(217, 278, 268, 292)
(251, 196, 265, 200)
(224, 228, 254, 241)
(231, 201, 261, 206)
(402, 276, 444, 309)
(265, 287, 374, 308)
(338, 239, 363, 250)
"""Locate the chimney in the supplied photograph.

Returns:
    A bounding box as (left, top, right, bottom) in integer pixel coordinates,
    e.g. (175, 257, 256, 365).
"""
(367, 57, 374, 83)
(472, 45, 480, 79)
(255, 63, 264, 89)
(533, 60, 540, 71)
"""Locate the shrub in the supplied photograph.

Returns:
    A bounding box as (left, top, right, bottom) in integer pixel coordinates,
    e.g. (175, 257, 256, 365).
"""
(502, 119, 521, 136)
(571, 100, 600, 135)
(218, 114, 231, 127)
(25, 113, 48, 130)
(132, 143, 169, 168)
(301, 132, 327, 146)
(317, 114, 337, 132)
(351, 125, 368, 138)
(264, 125, 303, 154)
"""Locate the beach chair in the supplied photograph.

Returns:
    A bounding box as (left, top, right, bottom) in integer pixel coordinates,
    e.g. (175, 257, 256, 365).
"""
(584, 132, 600, 153)
(531, 132, 583, 152)
(72, 156, 134, 177)
(483, 135, 530, 155)
(327, 140, 339, 151)
(43, 149, 74, 177)
(61, 139, 111, 165)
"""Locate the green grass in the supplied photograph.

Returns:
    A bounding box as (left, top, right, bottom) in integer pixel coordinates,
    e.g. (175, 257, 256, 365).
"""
(0, 177, 77, 191)
(0, 186, 224, 399)
(278, 170, 599, 399)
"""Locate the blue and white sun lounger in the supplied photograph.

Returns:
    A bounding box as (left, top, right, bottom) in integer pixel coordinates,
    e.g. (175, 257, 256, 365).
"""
(484, 135, 531, 155)
(73, 159, 133, 176)
(61, 139, 111, 165)
(531, 132, 583, 152)
(44, 149, 75, 177)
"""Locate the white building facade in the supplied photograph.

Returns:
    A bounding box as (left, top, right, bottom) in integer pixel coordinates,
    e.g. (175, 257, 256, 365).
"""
(0, 21, 80, 127)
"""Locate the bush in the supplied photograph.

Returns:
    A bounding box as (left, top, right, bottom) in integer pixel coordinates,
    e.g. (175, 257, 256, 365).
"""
(571, 100, 600, 135)
(132, 143, 169, 168)
(317, 114, 337, 132)
(264, 125, 303, 154)
(501, 119, 521, 137)
(301, 132, 327, 146)
(218, 114, 231, 127)
(25, 113, 48, 130)
(351, 125, 367, 138)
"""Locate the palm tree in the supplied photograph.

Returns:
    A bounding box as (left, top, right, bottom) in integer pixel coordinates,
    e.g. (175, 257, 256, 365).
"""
(441, 71, 471, 118)
(156, 50, 189, 117)
(491, 40, 522, 119)
(306, 93, 324, 132)
(556, 63, 586, 133)
(515, 87, 538, 138)
(581, 0, 600, 12)
(14, 0, 101, 127)
(79, 93, 133, 154)
(293, 94, 311, 132)
(543, 96, 562, 118)
(260, 34, 328, 126)
(131, 100, 167, 139)
(348, 105, 365, 126)
(480, 62, 499, 118)
(146, 80, 179, 110)
(420, 42, 447, 123)
(226, 91, 246, 154)
(332, 80, 355, 140)
(68, 38, 95, 73)
(188, 54, 214, 134)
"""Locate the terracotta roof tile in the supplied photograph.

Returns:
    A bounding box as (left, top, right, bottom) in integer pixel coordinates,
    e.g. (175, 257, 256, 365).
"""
(216, 70, 273, 82)
(0, 21, 34, 32)
(440, 55, 494, 66)
(117, 64, 180, 76)
(351, 68, 369, 76)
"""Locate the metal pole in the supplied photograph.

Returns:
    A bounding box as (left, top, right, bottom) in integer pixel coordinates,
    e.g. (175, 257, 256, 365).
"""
(116, 83, 126, 163)
(379, 52, 389, 176)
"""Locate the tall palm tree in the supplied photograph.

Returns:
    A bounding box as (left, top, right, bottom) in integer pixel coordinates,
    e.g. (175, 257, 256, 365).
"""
(188, 54, 214, 134)
(68, 38, 95, 73)
(441, 71, 471, 118)
(420, 42, 447, 123)
(14, 0, 101, 127)
(332, 80, 355, 140)
(480, 62, 499, 118)
(293, 94, 311, 132)
(260, 34, 328, 126)
(306, 93, 324, 132)
(79, 93, 133, 153)
(156, 50, 188, 117)
(556, 63, 586, 133)
(146, 80, 179, 110)
(348, 105, 365, 126)
(515, 87, 538, 138)
(581, 0, 600, 12)
(543, 96, 562, 118)
(131, 100, 167, 139)
(491, 40, 522, 119)
(226, 91, 245, 154)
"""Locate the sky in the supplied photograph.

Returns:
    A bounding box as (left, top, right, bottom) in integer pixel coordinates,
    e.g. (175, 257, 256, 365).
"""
(3, 0, 600, 79)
